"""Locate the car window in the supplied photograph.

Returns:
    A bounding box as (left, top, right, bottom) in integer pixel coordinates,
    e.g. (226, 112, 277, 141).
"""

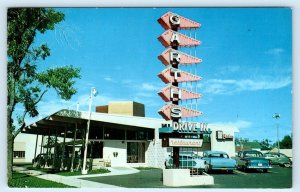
(279, 154, 286, 158)
(208, 153, 229, 158)
(244, 151, 263, 157)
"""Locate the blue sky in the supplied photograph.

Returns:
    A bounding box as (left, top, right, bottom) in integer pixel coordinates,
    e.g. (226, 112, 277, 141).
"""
(26, 8, 292, 142)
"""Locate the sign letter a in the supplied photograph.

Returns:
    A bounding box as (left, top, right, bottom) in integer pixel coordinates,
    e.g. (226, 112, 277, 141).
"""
(171, 33, 180, 47)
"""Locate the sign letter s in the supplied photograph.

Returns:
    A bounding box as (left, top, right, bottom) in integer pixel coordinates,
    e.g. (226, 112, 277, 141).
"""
(171, 107, 182, 118)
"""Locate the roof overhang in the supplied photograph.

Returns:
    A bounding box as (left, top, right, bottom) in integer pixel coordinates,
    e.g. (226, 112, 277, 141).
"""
(21, 109, 169, 137)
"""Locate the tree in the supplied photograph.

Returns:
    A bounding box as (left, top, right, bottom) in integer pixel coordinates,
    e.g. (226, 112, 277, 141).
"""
(260, 139, 272, 150)
(279, 135, 292, 149)
(7, 8, 81, 182)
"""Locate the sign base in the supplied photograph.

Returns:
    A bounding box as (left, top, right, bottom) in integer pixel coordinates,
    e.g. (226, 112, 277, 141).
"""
(163, 169, 214, 187)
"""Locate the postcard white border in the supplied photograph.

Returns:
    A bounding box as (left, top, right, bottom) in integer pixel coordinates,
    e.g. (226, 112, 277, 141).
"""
(0, 1, 299, 192)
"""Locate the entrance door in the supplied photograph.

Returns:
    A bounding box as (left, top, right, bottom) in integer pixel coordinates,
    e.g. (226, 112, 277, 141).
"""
(127, 142, 145, 163)
(90, 141, 103, 158)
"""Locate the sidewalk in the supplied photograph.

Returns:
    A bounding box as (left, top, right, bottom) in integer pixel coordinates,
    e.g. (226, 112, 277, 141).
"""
(13, 166, 139, 188)
(72, 166, 140, 178)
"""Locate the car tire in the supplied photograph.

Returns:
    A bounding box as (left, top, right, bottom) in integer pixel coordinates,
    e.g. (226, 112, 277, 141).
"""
(227, 170, 233, 174)
(263, 169, 268, 173)
(204, 165, 210, 173)
(242, 166, 247, 172)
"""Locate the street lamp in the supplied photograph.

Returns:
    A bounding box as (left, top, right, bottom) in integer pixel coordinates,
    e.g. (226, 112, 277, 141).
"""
(272, 113, 280, 153)
(82, 87, 97, 174)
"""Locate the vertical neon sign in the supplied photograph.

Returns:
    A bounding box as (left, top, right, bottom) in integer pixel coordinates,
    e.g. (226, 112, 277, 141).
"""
(157, 12, 202, 167)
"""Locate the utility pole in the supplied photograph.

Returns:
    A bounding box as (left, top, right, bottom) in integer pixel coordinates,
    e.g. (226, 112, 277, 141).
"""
(82, 87, 97, 174)
(272, 113, 280, 153)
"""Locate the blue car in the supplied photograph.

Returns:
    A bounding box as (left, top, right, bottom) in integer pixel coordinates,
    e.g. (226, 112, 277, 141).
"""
(202, 150, 237, 173)
(235, 150, 272, 172)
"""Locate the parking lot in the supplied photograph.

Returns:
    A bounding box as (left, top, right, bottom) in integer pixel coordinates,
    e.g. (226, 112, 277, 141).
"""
(82, 166, 292, 188)
(208, 166, 292, 188)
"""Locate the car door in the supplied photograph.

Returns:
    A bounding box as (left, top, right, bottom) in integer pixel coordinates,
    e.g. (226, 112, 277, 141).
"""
(278, 153, 288, 165)
(236, 152, 245, 167)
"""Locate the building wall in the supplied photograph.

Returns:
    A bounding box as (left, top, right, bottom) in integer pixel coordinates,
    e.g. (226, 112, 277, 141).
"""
(145, 139, 167, 168)
(209, 125, 237, 157)
(103, 140, 127, 166)
(14, 134, 43, 163)
(96, 105, 108, 113)
(107, 101, 145, 117)
(14, 133, 73, 164)
(13, 142, 26, 163)
(132, 102, 145, 117)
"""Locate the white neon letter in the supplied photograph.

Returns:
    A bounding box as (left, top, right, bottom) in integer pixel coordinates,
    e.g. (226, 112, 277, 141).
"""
(171, 107, 182, 118)
(170, 88, 182, 101)
(170, 68, 180, 81)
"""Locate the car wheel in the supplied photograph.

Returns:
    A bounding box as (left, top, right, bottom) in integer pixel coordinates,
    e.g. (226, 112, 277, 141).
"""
(263, 169, 268, 173)
(242, 166, 247, 172)
(204, 165, 209, 173)
(227, 170, 233, 174)
(283, 163, 291, 168)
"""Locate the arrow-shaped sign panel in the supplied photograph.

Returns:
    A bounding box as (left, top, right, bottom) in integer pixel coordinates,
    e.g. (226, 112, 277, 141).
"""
(158, 11, 201, 30)
(158, 103, 203, 121)
(158, 67, 202, 84)
(158, 85, 202, 102)
(158, 48, 202, 66)
(158, 29, 201, 48)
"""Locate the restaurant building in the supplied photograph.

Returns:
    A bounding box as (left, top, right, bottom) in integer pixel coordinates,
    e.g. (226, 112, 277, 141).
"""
(14, 101, 238, 170)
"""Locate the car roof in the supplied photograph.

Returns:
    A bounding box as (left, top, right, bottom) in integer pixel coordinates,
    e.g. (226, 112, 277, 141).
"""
(265, 152, 286, 155)
(204, 150, 228, 155)
(239, 150, 262, 153)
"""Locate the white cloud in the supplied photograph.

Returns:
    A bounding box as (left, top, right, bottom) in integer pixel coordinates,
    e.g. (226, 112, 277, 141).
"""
(141, 83, 160, 92)
(218, 65, 241, 75)
(210, 120, 252, 132)
(265, 48, 284, 55)
(104, 77, 114, 82)
(121, 79, 133, 85)
(201, 77, 291, 95)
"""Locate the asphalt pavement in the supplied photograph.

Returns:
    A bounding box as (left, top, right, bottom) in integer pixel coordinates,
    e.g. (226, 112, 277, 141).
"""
(82, 166, 292, 188)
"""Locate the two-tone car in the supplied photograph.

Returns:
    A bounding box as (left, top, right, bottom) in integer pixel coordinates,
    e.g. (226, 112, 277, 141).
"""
(263, 152, 292, 167)
(202, 150, 237, 173)
(235, 150, 272, 172)
(165, 153, 206, 174)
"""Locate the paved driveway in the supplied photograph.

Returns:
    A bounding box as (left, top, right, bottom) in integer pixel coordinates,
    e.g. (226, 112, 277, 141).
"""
(81, 166, 292, 188)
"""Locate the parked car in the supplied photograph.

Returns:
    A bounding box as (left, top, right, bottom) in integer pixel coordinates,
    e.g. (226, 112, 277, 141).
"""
(235, 150, 272, 172)
(202, 150, 237, 173)
(32, 153, 48, 168)
(263, 152, 292, 167)
(165, 154, 206, 174)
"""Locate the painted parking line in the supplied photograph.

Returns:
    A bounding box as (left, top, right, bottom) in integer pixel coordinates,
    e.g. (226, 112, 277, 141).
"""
(234, 170, 247, 175)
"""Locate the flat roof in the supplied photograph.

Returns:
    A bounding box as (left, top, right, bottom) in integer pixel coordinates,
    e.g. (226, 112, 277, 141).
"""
(22, 109, 169, 138)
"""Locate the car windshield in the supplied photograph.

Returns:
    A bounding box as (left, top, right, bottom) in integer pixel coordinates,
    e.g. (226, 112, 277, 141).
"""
(244, 151, 263, 157)
(208, 153, 229, 158)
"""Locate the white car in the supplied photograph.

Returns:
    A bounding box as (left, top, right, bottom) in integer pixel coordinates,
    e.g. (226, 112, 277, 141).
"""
(165, 154, 206, 174)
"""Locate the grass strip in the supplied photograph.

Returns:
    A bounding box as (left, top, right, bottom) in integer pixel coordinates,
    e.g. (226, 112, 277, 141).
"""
(8, 172, 75, 188)
(56, 168, 110, 176)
